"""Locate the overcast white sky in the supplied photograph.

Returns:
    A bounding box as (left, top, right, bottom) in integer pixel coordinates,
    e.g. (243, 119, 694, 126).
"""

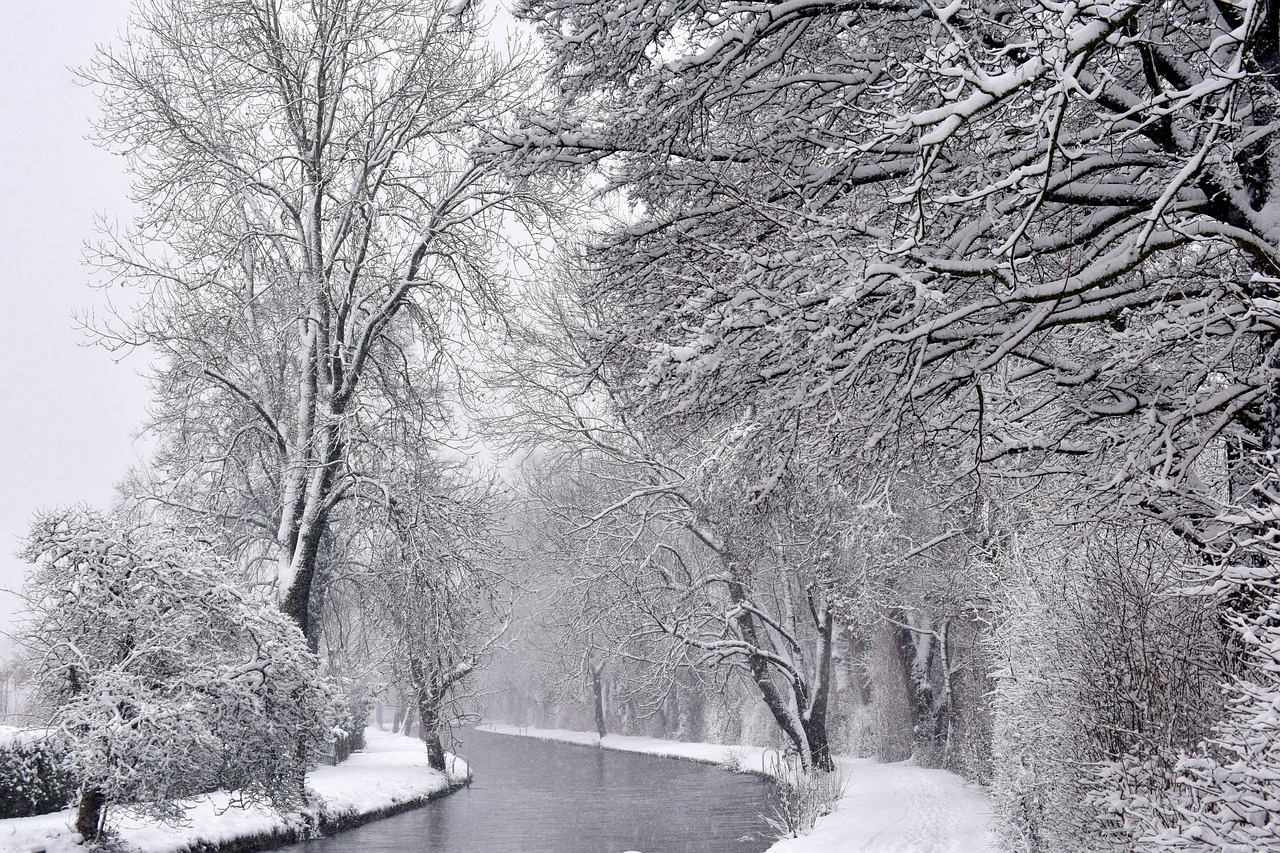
(0, 1, 148, 655)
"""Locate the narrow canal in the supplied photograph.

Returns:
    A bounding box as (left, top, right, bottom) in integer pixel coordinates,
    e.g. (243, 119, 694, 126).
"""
(288, 729, 777, 853)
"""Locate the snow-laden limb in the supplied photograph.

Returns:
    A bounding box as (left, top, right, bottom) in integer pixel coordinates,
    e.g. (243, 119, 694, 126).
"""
(0, 729, 465, 853)
(476, 723, 997, 852)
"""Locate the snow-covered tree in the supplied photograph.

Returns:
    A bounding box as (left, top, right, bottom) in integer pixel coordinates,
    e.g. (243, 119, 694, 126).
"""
(488, 297, 846, 770)
(493, 0, 1280, 844)
(18, 509, 333, 841)
(497, 0, 1278, 505)
(365, 457, 511, 771)
(86, 0, 554, 645)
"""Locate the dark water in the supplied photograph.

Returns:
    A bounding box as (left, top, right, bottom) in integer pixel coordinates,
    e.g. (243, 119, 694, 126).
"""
(288, 730, 776, 853)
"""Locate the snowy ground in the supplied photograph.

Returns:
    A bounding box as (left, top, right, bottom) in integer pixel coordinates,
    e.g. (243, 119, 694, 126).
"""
(476, 723, 997, 853)
(0, 726, 47, 748)
(0, 728, 466, 853)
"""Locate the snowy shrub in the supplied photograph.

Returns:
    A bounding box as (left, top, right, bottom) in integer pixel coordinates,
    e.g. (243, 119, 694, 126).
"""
(0, 737, 75, 818)
(324, 678, 372, 759)
(344, 695, 371, 754)
(1091, 679, 1280, 852)
(988, 521, 1230, 853)
(762, 761, 848, 840)
(1097, 570, 1280, 852)
(18, 508, 336, 837)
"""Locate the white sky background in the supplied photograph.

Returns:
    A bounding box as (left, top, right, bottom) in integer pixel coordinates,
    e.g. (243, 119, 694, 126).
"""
(0, 0, 149, 656)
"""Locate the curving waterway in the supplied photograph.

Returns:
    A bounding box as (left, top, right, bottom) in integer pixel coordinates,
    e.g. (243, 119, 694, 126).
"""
(285, 729, 777, 853)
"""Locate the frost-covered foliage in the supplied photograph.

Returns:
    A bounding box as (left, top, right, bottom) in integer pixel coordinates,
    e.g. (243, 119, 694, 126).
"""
(986, 520, 1231, 852)
(1093, 561, 1280, 851)
(499, 0, 1280, 497)
(19, 508, 334, 830)
(0, 736, 74, 818)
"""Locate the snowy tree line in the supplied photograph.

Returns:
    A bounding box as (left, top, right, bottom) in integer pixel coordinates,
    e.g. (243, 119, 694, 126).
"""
(477, 0, 1280, 849)
(8, 0, 1280, 849)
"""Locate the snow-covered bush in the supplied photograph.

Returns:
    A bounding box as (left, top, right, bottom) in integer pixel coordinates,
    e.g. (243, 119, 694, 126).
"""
(988, 521, 1230, 852)
(0, 735, 74, 818)
(988, 563, 1096, 853)
(18, 508, 335, 838)
(762, 760, 849, 840)
(1097, 560, 1280, 852)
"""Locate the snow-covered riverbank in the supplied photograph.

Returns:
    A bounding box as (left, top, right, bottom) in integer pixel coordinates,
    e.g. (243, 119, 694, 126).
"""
(476, 723, 997, 853)
(0, 728, 466, 853)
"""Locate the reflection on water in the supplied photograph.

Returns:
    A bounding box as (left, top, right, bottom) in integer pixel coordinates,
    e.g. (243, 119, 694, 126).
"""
(287, 729, 776, 853)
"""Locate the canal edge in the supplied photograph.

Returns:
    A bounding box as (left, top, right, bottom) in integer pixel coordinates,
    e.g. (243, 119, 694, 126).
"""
(158, 776, 473, 853)
(478, 726, 780, 782)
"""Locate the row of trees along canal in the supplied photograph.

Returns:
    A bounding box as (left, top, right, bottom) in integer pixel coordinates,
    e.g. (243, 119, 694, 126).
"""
(14, 1, 1280, 851)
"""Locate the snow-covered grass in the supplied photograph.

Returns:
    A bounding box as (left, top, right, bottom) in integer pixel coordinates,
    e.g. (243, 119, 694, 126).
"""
(475, 722, 772, 770)
(0, 727, 48, 749)
(0, 728, 466, 853)
(476, 723, 997, 853)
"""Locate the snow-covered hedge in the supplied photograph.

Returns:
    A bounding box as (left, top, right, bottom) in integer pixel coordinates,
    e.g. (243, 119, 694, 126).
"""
(987, 521, 1231, 852)
(1092, 563, 1280, 852)
(0, 736, 74, 818)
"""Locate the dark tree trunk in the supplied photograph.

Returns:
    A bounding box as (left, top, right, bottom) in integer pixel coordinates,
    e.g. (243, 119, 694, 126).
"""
(280, 430, 342, 648)
(408, 654, 448, 772)
(803, 604, 836, 772)
(725, 564, 811, 767)
(417, 695, 447, 772)
(590, 660, 607, 738)
(75, 787, 105, 841)
(802, 710, 834, 773)
(897, 619, 938, 750)
(403, 702, 418, 738)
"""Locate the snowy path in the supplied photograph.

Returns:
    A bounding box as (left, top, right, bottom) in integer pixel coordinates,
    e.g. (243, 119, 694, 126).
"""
(0, 728, 465, 853)
(476, 723, 997, 853)
(767, 758, 995, 853)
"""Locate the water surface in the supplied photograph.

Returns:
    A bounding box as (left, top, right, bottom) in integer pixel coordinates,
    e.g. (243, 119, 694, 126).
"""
(289, 729, 776, 853)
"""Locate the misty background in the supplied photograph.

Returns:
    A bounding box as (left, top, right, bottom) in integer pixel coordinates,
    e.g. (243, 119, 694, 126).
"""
(0, 1, 149, 654)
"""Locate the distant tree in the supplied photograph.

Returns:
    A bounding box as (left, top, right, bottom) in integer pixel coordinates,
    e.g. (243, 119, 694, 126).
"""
(489, 300, 841, 769)
(86, 0, 554, 645)
(19, 508, 332, 841)
(366, 458, 512, 771)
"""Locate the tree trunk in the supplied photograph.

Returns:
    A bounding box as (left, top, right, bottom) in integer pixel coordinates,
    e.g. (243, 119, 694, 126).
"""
(417, 691, 447, 772)
(590, 660, 607, 738)
(279, 408, 343, 648)
(803, 603, 836, 772)
(75, 787, 105, 841)
(896, 615, 938, 751)
(725, 563, 812, 768)
(408, 654, 450, 772)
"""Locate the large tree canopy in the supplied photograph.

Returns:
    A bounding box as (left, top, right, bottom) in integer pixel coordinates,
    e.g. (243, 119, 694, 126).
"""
(89, 0, 549, 643)
(499, 0, 1280, 535)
